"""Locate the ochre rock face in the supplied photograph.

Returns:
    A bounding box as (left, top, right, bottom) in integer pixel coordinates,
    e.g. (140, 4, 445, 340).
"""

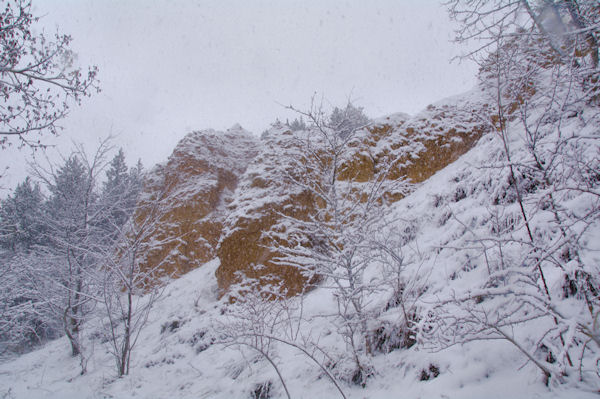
(380, 101, 488, 185)
(136, 126, 259, 279)
(137, 93, 491, 296)
(216, 128, 320, 297)
(216, 97, 490, 296)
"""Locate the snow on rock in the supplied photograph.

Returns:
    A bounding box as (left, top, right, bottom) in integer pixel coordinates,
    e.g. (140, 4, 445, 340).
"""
(2, 115, 597, 397)
(216, 124, 319, 297)
(136, 125, 260, 279)
(131, 89, 489, 296)
(1, 81, 598, 397)
(216, 90, 489, 297)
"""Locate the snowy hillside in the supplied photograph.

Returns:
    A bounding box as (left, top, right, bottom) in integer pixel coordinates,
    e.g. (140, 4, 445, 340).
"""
(1, 1, 599, 398)
(1, 82, 598, 397)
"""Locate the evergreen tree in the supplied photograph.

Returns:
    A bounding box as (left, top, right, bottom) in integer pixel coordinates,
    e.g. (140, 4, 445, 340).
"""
(288, 117, 307, 131)
(1, 143, 144, 364)
(0, 178, 56, 355)
(328, 103, 370, 138)
(42, 154, 101, 360)
(101, 149, 131, 234)
(0, 177, 44, 252)
(100, 150, 143, 242)
(128, 159, 144, 210)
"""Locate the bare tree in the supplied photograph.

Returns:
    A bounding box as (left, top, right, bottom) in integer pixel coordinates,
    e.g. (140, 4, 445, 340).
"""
(269, 100, 408, 386)
(423, 21, 600, 385)
(372, 221, 428, 353)
(447, 0, 599, 71)
(0, 0, 99, 148)
(99, 184, 175, 377)
(219, 278, 348, 399)
(13, 139, 114, 373)
(0, 138, 155, 374)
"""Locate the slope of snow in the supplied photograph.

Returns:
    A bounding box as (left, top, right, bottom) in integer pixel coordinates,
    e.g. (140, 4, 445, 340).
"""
(2, 54, 600, 397)
(2, 97, 598, 397)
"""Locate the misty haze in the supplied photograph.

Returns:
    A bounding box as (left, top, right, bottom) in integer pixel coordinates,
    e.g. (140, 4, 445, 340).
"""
(0, 1, 599, 398)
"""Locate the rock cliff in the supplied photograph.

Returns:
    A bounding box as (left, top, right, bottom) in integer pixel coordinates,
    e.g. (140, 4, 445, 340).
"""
(216, 90, 490, 295)
(136, 125, 260, 279)
(138, 90, 491, 295)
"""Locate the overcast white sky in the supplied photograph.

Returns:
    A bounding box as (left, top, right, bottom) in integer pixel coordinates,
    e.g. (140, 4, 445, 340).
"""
(1, 0, 478, 192)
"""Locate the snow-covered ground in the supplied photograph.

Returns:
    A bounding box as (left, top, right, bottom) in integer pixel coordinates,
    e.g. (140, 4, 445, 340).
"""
(2, 92, 598, 397)
(1, 259, 587, 399)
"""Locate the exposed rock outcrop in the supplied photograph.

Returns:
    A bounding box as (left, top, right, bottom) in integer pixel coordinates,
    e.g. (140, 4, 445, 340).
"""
(216, 90, 490, 296)
(136, 90, 492, 295)
(216, 126, 318, 296)
(136, 125, 259, 279)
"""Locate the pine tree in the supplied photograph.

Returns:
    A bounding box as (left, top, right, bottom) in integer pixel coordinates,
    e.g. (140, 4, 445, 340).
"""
(0, 177, 44, 252)
(100, 150, 143, 243)
(0, 178, 54, 355)
(101, 149, 131, 236)
(38, 153, 103, 364)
